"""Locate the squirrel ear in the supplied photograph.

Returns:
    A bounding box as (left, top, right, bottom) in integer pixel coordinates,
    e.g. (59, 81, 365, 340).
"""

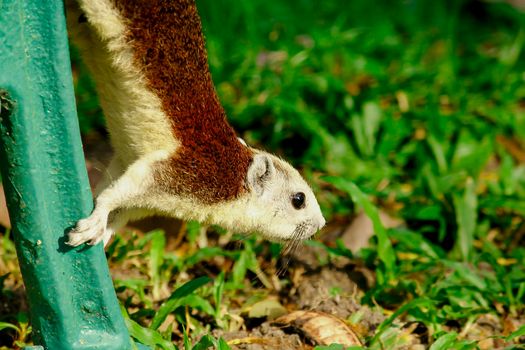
(247, 154, 275, 195)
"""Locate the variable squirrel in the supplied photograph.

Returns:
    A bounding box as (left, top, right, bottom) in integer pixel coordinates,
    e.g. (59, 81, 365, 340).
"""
(65, 0, 325, 247)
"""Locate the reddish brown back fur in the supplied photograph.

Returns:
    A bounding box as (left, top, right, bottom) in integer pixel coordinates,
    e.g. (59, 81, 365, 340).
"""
(113, 0, 252, 203)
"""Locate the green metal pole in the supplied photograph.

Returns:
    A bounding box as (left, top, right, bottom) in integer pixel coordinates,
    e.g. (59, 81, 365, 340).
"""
(0, 1, 138, 349)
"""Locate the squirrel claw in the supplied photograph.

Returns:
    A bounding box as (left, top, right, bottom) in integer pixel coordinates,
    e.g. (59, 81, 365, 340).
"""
(66, 210, 110, 247)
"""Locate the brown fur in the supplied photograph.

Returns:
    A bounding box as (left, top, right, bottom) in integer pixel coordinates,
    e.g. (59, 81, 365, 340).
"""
(112, 0, 252, 203)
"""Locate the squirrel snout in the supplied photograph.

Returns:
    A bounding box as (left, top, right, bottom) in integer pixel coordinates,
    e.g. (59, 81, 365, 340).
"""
(318, 217, 326, 231)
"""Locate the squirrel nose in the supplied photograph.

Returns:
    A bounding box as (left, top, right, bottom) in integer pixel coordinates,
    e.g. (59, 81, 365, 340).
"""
(318, 217, 326, 231)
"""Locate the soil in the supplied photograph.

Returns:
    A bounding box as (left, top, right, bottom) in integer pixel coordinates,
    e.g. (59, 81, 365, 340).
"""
(212, 241, 387, 350)
(213, 323, 306, 350)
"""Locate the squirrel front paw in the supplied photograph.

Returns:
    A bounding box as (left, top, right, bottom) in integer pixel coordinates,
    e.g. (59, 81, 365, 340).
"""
(66, 209, 111, 247)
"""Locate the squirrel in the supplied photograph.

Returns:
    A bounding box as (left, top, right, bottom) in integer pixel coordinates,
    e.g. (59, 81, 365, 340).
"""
(65, 0, 325, 247)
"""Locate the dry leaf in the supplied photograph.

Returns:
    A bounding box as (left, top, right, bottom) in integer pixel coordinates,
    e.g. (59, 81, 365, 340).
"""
(496, 135, 525, 163)
(273, 310, 363, 347)
(248, 298, 287, 320)
(342, 210, 402, 253)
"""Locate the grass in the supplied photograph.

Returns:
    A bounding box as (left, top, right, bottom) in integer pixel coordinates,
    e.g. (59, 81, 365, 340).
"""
(1, 0, 525, 348)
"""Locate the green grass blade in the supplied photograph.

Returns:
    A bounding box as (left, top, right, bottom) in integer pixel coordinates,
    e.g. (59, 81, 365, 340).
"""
(149, 230, 166, 300)
(121, 306, 176, 350)
(177, 294, 215, 316)
(183, 328, 191, 350)
(324, 176, 396, 275)
(429, 332, 458, 350)
(217, 338, 232, 350)
(452, 177, 478, 262)
(370, 298, 433, 345)
(313, 345, 347, 350)
(192, 334, 215, 350)
(151, 276, 212, 329)
(214, 272, 225, 318)
(427, 134, 448, 174)
(0, 321, 20, 333)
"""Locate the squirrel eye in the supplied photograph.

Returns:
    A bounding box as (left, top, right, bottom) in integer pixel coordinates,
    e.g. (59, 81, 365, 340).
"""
(291, 192, 306, 209)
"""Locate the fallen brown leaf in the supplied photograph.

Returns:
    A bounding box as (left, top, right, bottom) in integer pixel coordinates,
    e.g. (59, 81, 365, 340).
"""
(273, 310, 363, 347)
(248, 298, 288, 320)
(342, 210, 403, 253)
(496, 135, 525, 163)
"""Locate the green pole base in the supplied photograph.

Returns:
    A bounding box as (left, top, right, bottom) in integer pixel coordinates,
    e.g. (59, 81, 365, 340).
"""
(0, 1, 152, 349)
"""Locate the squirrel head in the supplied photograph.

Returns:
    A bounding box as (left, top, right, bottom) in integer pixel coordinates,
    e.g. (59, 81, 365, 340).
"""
(240, 150, 325, 242)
